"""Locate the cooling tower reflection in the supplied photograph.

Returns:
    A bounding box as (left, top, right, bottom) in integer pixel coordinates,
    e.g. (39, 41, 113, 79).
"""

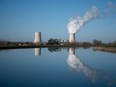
(34, 48, 41, 56)
(67, 48, 99, 82)
(47, 47, 116, 86)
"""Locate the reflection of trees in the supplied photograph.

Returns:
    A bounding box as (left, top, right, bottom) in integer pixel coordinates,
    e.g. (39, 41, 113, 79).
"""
(67, 48, 99, 82)
(48, 47, 61, 52)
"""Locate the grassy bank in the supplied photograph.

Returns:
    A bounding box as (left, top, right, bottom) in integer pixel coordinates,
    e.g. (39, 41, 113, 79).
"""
(104, 46, 116, 48)
(93, 46, 116, 53)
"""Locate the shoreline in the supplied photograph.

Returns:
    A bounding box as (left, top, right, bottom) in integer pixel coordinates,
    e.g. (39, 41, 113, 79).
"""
(0, 45, 116, 54)
(0, 45, 84, 50)
(93, 46, 116, 53)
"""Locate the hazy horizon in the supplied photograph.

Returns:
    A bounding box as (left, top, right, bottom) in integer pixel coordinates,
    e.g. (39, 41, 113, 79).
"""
(0, 0, 116, 42)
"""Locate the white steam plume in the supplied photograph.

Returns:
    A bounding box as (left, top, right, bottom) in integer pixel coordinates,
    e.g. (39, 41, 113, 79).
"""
(67, 2, 116, 34)
(104, 2, 116, 15)
(67, 6, 99, 33)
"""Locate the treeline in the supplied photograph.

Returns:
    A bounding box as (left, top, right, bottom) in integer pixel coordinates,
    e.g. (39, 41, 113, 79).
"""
(0, 39, 116, 47)
(63, 39, 116, 47)
(92, 39, 116, 47)
(0, 40, 33, 47)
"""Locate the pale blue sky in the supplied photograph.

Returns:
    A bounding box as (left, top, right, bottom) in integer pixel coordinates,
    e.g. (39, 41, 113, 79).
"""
(0, 0, 116, 42)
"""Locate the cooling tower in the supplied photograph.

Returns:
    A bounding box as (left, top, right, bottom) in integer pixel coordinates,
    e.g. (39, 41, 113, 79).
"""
(69, 33, 75, 44)
(34, 32, 42, 43)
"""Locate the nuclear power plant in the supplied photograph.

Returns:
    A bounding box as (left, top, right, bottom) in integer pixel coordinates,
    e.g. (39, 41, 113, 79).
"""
(69, 33, 75, 44)
(34, 32, 42, 56)
(34, 32, 42, 44)
(33, 31, 77, 46)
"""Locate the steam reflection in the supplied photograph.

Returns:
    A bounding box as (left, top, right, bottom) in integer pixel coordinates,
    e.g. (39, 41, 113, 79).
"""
(67, 48, 99, 82)
(47, 47, 100, 82)
(47, 47, 116, 86)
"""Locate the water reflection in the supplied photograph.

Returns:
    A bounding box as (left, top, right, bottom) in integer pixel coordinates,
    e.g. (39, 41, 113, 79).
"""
(48, 47, 61, 52)
(47, 47, 100, 82)
(67, 48, 99, 82)
(47, 47, 116, 86)
(34, 48, 41, 56)
(0, 48, 116, 87)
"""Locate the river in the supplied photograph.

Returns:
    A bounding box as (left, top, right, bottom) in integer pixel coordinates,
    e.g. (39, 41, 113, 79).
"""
(0, 47, 116, 87)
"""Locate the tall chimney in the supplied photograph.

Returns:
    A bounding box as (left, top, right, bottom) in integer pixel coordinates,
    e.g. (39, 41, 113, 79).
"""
(34, 32, 42, 44)
(69, 33, 75, 44)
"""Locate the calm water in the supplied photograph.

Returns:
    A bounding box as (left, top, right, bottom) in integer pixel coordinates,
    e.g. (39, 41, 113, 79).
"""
(0, 47, 116, 87)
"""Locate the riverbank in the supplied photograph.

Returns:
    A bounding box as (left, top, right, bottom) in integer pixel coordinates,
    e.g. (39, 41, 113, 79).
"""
(0, 45, 84, 50)
(93, 46, 116, 53)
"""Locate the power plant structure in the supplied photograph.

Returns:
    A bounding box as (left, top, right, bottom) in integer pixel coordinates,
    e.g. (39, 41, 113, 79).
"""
(34, 32, 42, 44)
(69, 33, 75, 44)
(34, 32, 42, 56)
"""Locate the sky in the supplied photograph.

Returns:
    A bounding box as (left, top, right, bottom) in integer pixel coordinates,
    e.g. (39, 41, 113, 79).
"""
(0, 0, 116, 42)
